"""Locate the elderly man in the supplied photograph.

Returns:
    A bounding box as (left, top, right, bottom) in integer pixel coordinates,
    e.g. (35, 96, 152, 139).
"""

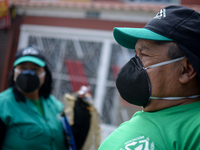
(99, 5, 200, 150)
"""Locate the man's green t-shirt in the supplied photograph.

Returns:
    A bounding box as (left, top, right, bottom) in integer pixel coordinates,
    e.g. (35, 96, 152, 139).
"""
(99, 101, 200, 150)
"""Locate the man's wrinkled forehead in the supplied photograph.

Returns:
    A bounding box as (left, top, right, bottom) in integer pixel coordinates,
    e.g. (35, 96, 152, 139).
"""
(135, 39, 172, 62)
(135, 39, 150, 51)
(135, 39, 157, 52)
(135, 39, 171, 52)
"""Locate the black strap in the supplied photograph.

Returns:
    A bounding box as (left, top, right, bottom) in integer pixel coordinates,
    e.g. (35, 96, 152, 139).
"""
(71, 97, 91, 150)
(0, 118, 6, 149)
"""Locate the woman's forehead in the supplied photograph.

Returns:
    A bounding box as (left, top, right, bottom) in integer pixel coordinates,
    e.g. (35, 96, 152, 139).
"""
(16, 62, 42, 68)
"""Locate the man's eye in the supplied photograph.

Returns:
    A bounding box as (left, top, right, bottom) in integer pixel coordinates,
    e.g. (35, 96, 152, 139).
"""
(141, 53, 148, 56)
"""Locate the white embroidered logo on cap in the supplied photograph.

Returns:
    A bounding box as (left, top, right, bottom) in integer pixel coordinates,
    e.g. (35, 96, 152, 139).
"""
(154, 8, 166, 19)
(22, 47, 39, 56)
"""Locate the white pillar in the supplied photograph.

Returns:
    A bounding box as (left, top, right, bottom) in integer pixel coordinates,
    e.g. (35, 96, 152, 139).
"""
(17, 25, 29, 50)
(94, 39, 112, 115)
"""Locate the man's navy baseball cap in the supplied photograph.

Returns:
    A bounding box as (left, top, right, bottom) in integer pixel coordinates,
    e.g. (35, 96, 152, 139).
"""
(14, 46, 46, 67)
(113, 5, 200, 77)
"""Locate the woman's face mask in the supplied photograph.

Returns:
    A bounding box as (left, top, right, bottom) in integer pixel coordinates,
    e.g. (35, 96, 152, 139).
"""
(14, 68, 46, 93)
(116, 56, 187, 107)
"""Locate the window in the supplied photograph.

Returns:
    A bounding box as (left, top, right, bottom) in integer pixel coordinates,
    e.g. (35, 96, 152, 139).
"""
(18, 24, 142, 127)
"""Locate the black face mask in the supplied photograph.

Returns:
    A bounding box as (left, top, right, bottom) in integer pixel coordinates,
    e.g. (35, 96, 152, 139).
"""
(15, 69, 45, 93)
(116, 55, 186, 107)
(116, 56, 151, 107)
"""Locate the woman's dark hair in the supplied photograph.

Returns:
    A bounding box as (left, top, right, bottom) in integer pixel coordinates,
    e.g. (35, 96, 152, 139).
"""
(39, 65, 52, 99)
(9, 64, 52, 101)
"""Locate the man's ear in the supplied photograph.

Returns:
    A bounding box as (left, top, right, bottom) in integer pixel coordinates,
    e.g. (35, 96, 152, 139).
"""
(179, 59, 196, 84)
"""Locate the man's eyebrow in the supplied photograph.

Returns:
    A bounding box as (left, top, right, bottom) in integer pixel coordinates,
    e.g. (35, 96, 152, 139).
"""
(137, 45, 149, 52)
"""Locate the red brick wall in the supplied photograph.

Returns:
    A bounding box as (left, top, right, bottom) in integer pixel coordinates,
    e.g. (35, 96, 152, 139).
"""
(0, 30, 9, 90)
(22, 16, 146, 31)
(0, 15, 23, 91)
(95, 0, 120, 1)
(181, 0, 200, 5)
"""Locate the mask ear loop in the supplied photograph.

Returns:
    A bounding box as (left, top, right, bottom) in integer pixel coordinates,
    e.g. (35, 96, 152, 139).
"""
(14, 68, 22, 82)
(38, 72, 46, 78)
(15, 68, 46, 78)
(143, 56, 186, 70)
(14, 68, 21, 74)
(150, 95, 200, 100)
(142, 56, 186, 104)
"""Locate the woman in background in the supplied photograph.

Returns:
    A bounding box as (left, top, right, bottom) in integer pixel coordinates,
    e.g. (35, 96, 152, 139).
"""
(0, 46, 66, 150)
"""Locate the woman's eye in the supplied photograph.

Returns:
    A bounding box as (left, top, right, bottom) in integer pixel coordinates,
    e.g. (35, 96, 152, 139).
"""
(32, 68, 37, 71)
(20, 67, 26, 70)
